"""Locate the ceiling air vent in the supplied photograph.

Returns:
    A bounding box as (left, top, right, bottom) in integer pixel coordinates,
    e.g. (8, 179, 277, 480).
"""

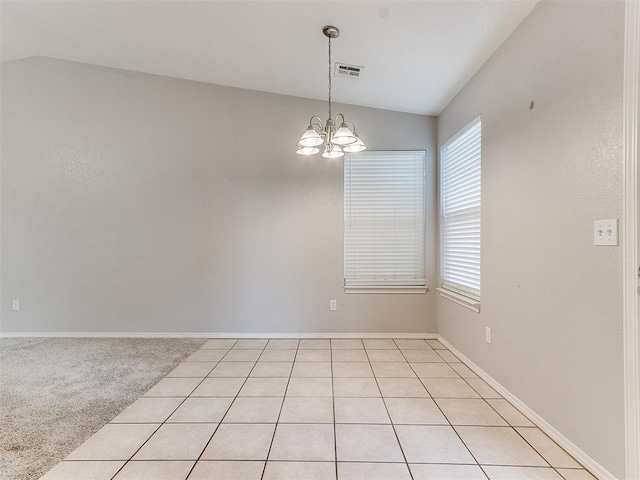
(335, 63, 363, 80)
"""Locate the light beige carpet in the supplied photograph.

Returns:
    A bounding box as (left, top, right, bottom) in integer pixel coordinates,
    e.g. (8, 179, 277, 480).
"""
(0, 337, 206, 480)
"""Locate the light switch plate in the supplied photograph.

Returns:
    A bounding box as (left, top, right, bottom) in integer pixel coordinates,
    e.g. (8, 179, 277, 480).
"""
(594, 219, 618, 246)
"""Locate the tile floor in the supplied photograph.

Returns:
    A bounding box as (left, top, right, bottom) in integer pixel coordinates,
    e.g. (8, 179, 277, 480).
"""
(41, 338, 597, 480)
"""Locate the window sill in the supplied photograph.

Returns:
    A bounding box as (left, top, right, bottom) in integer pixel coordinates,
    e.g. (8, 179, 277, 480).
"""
(345, 286, 428, 294)
(436, 287, 481, 312)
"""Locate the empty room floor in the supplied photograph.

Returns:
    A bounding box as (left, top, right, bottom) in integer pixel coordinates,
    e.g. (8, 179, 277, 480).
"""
(41, 338, 595, 480)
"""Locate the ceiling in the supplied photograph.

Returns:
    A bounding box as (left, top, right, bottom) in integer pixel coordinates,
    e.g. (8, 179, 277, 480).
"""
(0, 1, 538, 115)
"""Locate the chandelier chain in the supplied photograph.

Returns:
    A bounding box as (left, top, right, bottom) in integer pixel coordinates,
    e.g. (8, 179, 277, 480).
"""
(328, 35, 332, 121)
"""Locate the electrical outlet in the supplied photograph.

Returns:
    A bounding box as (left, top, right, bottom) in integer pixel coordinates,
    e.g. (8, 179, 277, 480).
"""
(485, 326, 492, 344)
(594, 219, 618, 246)
(12, 300, 19, 311)
(330, 300, 337, 311)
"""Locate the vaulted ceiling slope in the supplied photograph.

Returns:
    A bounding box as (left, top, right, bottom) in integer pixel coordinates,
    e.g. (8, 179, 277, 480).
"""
(1, 1, 538, 115)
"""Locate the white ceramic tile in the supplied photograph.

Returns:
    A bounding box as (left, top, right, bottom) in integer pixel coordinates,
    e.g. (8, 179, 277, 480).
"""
(191, 378, 245, 397)
(202, 339, 237, 349)
(377, 378, 430, 397)
(233, 339, 268, 350)
(411, 363, 459, 378)
(249, 362, 293, 378)
(200, 423, 276, 460)
(332, 362, 374, 378)
(385, 398, 448, 425)
(335, 424, 404, 462)
(467, 378, 502, 398)
(259, 350, 297, 362)
(268, 424, 335, 461)
(331, 339, 364, 350)
(333, 377, 381, 397)
(409, 464, 487, 480)
(279, 397, 334, 423)
(556, 469, 597, 479)
(113, 460, 194, 479)
(331, 349, 369, 362)
(185, 349, 228, 362)
(449, 362, 479, 378)
(371, 362, 416, 378)
(222, 349, 262, 362)
(111, 398, 183, 423)
(338, 462, 411, 480)
(427, 340, 447, 349)
(209, 362, 255, 378)
(394, 339, 431, 350)
(486, 399, 534, 427)
(188, 460, 265, 480)
(299, 339, 331, 350)
(516, 428, 582, 468)
(363, 339, 397, 350)
(401, 349, 445, 362)
(291, 362, 332, 377)
(166, 397, 233, 423)
(223, 397, 283, 423)
(133, 423, 217, 460)
(421, 378, 480, 398)
(483, 466, 564, 479)
(263, 461, 336, 480)
(455, 426, 547, 466)
(437, 350, 460, 363)
(395, 425, 475, 464)
(66, 424, 159, 460)
(335, 397, 390, 424)
(266, 339, 299, 350)
(366, 349, 406, 362)
(436, 399, 509, 426)
(167, 362, 217, 377)
(238, 377, 289, 397)
(144, 378, 201, 397)
(40, 461, 125, 480)
(286, 377, 333, 397)
(294, 349, 332, 362)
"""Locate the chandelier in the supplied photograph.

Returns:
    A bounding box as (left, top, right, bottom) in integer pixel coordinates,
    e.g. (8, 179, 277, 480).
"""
(296, 25, 366, 158)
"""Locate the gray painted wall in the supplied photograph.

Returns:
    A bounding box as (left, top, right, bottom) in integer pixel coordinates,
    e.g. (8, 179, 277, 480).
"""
(436, 1, 624, 477)
(1, 57, 437, 334)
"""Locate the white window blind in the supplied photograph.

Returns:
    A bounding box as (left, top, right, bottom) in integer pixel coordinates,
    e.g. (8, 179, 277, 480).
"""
(441, 117, 481, 299)
(344, 151, 426, 289)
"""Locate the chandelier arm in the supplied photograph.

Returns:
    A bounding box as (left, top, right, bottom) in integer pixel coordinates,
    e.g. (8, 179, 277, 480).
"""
(343, 120, 356, 132)
(335, 113, 345, 125)
(309, 116, 325, 130)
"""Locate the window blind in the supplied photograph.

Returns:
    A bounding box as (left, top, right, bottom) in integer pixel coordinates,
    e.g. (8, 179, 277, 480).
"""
(344, 151, 426, 288)
(441, 117, 481, 299)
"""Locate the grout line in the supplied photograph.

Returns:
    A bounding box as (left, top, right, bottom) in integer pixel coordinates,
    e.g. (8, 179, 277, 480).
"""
(366, 339, 414, 480)
(259, 339, 300, 480)
(180, 338, 265, 480)
(108, 339, 240, 479)
(394, 339, 489, 480)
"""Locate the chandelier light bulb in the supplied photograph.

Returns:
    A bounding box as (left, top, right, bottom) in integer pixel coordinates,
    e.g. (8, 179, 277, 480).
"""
(298, 127, 324, 147)
(332, 125, 357, 146)
(296, 145, 320, 155)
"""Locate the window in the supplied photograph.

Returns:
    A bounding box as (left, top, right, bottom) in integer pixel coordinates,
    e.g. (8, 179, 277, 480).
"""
(344, 151, 426, 293)
(440, 117, 481, 304)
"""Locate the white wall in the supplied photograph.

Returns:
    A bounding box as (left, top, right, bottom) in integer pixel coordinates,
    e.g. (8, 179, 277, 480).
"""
(437, 1, 624, 477)
(0, 57, 437, 334)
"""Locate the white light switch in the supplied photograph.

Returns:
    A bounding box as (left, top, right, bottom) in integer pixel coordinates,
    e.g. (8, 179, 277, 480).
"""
(12, 300, 19, 311)
(485, 327, 492, 344)
(594, 219, 618, 246)
(329, 300, 337, 311)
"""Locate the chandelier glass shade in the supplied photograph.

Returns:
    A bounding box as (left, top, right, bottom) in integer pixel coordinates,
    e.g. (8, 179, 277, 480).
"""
(296, 26, 366, 158)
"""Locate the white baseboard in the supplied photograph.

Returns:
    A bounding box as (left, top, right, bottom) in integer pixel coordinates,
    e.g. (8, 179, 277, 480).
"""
(437, 335, 617, 480)
(0, 331, 437, 339)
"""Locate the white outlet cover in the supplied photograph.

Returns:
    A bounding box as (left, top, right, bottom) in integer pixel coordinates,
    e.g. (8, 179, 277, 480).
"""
(594, 219, 618, 246)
